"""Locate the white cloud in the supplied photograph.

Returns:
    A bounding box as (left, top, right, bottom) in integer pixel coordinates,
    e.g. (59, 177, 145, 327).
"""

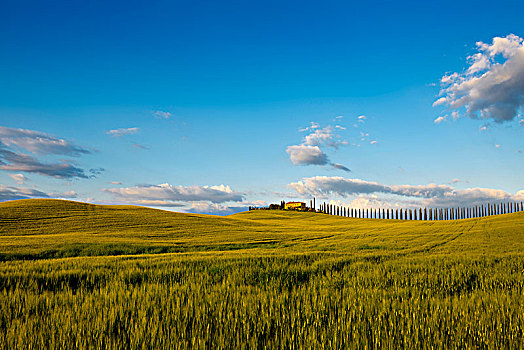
(301, 126, 347, 149)
(434, 116, 447, 124)
(286, 145, 329, 166)
(435, 34, 524, 123)
(358, 115, 367, 122)
(298, 122, 320, 132)
(288, 122, 352, 171)
(106, 127, 139, 137)
(349, 195, 400, 209)
(49, 190, 77, 198)
(186, 202, 247, 215)
(8, 173, 26, 185)
(153, 110, 172, 119)
(479, 125, 487, 131)
(102, 183, 244, 204)
(495, 144, 501, 148)
(288, 176, 524, 208)
(370, 140, 378, 144)
(121, 200, 185, 207)
(110, 181, 122, 185)
(0, 126, 91, 155)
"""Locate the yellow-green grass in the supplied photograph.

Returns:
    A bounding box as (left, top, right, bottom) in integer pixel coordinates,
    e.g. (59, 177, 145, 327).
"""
(0, 199, 523, 348)
(1, 198, 523, 259)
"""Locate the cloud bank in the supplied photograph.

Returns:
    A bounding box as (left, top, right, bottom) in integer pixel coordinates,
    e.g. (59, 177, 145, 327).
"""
(435, 34, 524, 123)
(102, 183, 245, 204)
(288, 176, 524, 208)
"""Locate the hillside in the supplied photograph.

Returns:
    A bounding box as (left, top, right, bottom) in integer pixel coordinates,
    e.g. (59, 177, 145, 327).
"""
(1, 199, 523, 348)
(1, 198, 523, 260)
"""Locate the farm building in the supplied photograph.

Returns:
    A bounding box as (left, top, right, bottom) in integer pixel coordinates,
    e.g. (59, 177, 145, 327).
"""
(284, 201, 306, 210)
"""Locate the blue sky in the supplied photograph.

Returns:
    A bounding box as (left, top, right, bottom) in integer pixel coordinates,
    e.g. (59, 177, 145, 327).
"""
(1, 0, 523, 214)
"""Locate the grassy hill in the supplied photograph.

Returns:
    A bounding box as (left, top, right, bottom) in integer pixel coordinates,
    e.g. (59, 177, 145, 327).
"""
(1, 198, 523, 260)
(0, 199, 523, 348)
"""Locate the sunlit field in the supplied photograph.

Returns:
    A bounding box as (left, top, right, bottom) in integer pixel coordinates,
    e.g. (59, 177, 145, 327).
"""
(1, 199, 523, 348)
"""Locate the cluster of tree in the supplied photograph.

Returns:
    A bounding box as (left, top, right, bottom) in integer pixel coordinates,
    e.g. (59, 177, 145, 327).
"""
(317, 201, 524, 220)
(249, 201, 286, 211)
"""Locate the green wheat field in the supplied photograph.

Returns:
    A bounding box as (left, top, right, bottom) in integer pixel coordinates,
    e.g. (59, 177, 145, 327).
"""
(1, 199, 523, 349)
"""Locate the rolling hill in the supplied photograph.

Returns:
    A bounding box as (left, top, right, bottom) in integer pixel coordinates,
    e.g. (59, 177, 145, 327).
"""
(1, 198, 523, 260)
(1, 199, 523, 348)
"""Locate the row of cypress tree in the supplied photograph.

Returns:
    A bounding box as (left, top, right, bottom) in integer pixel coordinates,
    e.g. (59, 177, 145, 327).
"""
(316, 201, 524, 220)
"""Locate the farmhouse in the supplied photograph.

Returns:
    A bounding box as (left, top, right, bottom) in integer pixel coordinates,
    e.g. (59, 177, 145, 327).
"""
(284, 201, 306, 210)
